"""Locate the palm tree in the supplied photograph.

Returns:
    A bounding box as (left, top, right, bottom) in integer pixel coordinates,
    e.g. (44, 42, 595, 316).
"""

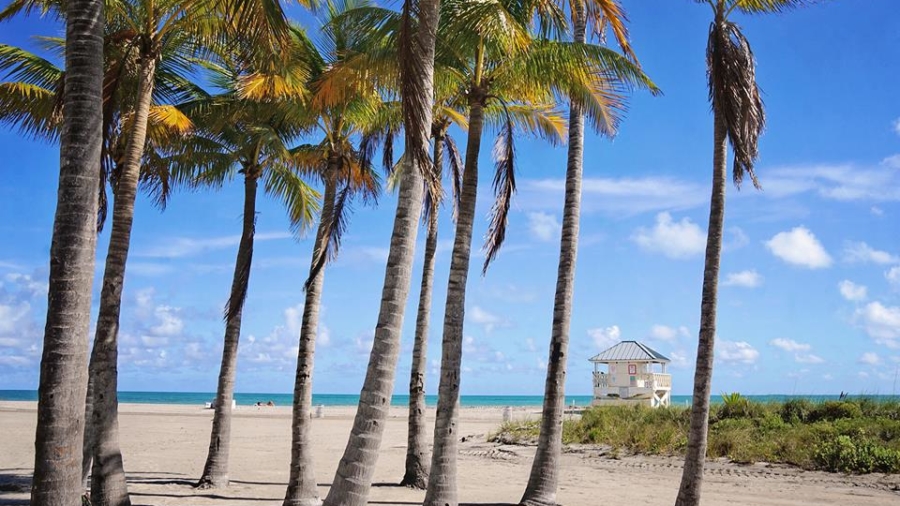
(675, 1, 796, 505)
(247, 12, 388, 506)
(26, 0, 104, 504)
(421, 1, 653, 504)
(2, 10, 212, 505)
(320, 0, 440, 502)
(519, 2, 655, 505)
(165, 58, 319, 489)
(0, 36, 199, 503)
(400, 113, 463, 490)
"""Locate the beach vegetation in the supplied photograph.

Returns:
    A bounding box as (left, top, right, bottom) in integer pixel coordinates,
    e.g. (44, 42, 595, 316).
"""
(491, 399, 900, 474)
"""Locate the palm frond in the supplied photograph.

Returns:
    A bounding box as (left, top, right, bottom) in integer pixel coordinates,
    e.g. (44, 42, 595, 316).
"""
(708, 18, 764, 188)
(263, 162, 320, 236)
(0, 43, 64, 90)
(585, 0, 637, 61)
(305, 180, 351, 291)
(400, 0, 440, 215)
(443, 133, 464, 221)
(486, 101, 566, 144)
(0, 0, 60, 22)
(0, 81, 61, 140)
(733, 0, 808, 15)
(482, 105, 516, 275)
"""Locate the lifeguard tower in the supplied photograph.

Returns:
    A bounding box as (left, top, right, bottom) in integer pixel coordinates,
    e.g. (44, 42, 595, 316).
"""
(590, 341, 672, 408)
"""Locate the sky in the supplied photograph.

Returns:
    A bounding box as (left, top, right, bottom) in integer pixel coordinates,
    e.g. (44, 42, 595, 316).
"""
(1, 1, 900, 397)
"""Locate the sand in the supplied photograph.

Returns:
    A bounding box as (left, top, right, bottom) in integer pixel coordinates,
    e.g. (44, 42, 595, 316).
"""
(1, 401, 898, 505)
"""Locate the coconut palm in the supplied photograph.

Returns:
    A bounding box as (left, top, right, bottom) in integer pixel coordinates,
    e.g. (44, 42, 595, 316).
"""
(2, 11, 212, 506)
(238, 11, 390, 505)
(421, 0, 654, 503)
(400, 112, 463, 489)
(675, 2, 798, 505)
(518, 1, 655, 505)
(320, 0, 440, 502)
(24, 0, 104, 503)
(162, 56, 319, 489)
(0, 36, 201, 504)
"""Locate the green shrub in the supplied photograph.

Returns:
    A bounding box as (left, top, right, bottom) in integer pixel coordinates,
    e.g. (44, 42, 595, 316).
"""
(497, 398, 900, 474)
(807, 401, 862, 422)
(813, 435, 900, 473)
(780, 399, 813, 424)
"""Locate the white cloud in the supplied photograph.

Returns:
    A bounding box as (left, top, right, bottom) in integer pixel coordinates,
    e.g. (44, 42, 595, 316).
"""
(769, 339, 824, 364)
(632, 212, 706, 259)
(871, 206, 884, 216)
(318, 324, 332, 347)
(648, 324, 689, 342)
(137, 231, 291, 258)
(0, 355, 32, 367)
(0, 300, 31, 335)
(344, 246, 391, 264)
(668, 350, 690, 368)
(718, 341, 760, 365)
(769, 338, 811, 353)
(3, 273, 47, 298)
(838, 280, 868, 302)
(855, 301, 900, 347)
(0, 273, 45, 369)
(887, 266, 900, 289)
(128, 262, 175, 277)
(588, 325, 621, 350)
(469, 306, 508, 333)
(765, 227, 832, 269)
(843, 242, 899, 265)
(724, 227, 750, 251)
(893, 118, 900, 136)
(520, 176, 708, 216)
(859, 352, 881, 365)
(761, 157, 900, 202)
(526, 212, 561, 242)
(795, 354, 825, 364)
(150, 306, 183, 337)
(723, 270, 763, 288)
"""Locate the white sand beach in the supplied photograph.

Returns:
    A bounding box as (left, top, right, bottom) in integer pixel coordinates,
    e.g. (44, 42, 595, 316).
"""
(1, 401, 898, 505)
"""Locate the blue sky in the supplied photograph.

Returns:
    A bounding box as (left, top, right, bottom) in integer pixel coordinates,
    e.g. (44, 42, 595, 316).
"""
(1, 1, 899, 397)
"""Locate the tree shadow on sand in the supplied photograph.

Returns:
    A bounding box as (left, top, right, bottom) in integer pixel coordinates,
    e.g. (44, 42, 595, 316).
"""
(0, 471, 31, 506)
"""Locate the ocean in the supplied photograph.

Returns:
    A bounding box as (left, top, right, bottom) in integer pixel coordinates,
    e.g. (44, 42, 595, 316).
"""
(1, 390, 891, 407)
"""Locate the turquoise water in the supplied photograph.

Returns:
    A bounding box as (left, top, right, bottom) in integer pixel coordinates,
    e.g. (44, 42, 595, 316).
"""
(1, 390, 893, 407)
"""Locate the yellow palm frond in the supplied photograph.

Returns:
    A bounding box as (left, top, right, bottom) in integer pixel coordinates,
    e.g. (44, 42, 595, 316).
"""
(238, 72, 310, 101)
(149, 105, 193, 134)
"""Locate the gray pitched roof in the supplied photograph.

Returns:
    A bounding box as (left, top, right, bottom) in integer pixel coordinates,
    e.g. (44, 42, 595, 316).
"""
(589, 341, 670, 363)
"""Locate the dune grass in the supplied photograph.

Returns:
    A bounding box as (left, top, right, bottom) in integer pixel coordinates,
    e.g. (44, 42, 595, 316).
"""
(489, 396, 900, 473)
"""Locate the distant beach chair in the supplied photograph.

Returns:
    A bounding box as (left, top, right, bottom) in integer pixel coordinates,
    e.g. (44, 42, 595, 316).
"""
(502, 406, 512, 423)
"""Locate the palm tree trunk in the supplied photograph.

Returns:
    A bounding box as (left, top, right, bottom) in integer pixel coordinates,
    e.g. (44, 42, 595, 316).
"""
(423, 101, 484, 506)
(674, 108, 727, 506)
(282, 172, 338, 506)
(400, 137, 443, 489)
(321, 164, 424, 506)
(519, 9, 585, 506)
(86, 57, 155, 506)
(198, 170, 259, 489)
(322, 0, 438, 501)
(31, 1, 104, 505)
